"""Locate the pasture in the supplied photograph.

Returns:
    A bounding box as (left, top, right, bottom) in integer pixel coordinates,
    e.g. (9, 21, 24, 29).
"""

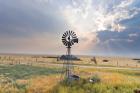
(0, 54, 140, 93)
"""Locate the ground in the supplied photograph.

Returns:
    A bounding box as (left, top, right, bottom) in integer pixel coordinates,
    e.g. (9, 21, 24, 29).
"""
(0, 55, 140, 93)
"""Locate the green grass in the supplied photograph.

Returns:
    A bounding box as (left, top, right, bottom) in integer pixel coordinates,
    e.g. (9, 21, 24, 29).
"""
(50, 67, 140, 93)
(101, 69, 140, 77)
(0, 64, 140, 93)
(78, 67, 140, 77)
(0, 64, 61, 80)
(51, 78, 140, 93)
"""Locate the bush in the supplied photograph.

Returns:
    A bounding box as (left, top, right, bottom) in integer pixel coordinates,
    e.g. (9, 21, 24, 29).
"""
(90, 74, 101, 83)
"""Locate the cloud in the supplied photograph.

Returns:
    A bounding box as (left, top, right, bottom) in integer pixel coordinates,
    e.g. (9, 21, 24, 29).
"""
(95, 28, 140, 57)
(61, 0, 140, 49)
(0, 0, 140, 56)
(0, 0, 68, 54)
(63, 0, 139, 32)
(129, 33, 138, 37)
(0, 0, 66, 38)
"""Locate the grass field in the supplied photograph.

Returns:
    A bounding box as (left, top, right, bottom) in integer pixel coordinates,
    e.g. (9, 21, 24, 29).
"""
(0, 64, 62, 93)
(0, 55, 140, 93)
(0, 55, 140, 68)
(0, 63, 139, 93)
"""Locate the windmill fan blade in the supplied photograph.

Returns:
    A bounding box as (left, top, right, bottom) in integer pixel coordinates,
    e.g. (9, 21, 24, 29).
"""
(62, 35, 66, 38)
(62, 38, 66, 41)
(70, 31, 72, 36)
(72, 31, 75, 35)
(68, 30, 69, 34)
(68, 42, 72, 46)
(69, 31, 71, 36)
(71, 31, 75, 36)
(72, 35, 77, 38)
(72, 34, 76, 38)
(62, 40, 66, 45)
(66, 31, 68, 36)
(71, 40, 74, 45)
(63, 33, 67, 37)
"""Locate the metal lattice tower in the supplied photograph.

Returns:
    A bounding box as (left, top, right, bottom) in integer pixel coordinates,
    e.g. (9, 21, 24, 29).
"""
(62, 30, 78, 80)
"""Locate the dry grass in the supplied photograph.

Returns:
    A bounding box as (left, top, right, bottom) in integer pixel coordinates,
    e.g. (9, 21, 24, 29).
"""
(0, 55, 140, 68)
(27, 75, 60, 93)
(0, 75, 61, 93)
(74, 67, 140, 85)
(0, 54, 140, 93)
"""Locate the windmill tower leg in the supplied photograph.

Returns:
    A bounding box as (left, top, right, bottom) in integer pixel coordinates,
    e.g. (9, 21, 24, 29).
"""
(66, 47, 71, 80)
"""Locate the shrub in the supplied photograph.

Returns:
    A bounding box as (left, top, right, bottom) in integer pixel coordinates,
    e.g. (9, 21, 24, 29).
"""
(90, 74, 101, 83)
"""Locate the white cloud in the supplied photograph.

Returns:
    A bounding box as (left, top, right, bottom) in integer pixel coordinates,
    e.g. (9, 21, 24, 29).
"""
(129, 33, 138, 37)
(62, 0, 139, 50)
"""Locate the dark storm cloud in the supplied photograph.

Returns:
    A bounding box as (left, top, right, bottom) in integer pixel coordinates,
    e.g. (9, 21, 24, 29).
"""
(0, 0, 66, 37)
(96, 27, 140, 57)
(120, 12, 140, 28)
(94, 3, 140, 57)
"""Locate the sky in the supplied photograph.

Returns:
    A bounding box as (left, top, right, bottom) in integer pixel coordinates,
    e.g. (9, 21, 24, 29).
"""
(0, 0, 140, 58)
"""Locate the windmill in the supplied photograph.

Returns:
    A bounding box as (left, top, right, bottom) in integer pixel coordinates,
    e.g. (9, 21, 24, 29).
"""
(62, 30, 78, 80)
